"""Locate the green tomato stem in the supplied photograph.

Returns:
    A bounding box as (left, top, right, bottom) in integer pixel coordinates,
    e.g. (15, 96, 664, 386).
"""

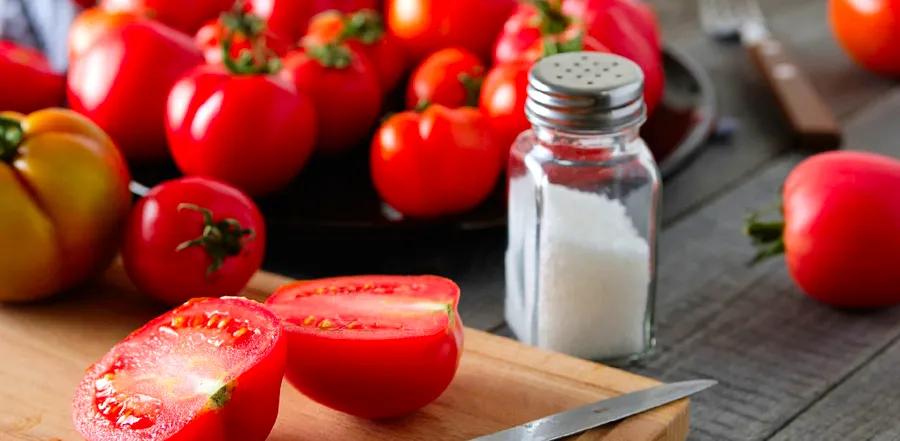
(175, 203, 256, 276)
(0, 116, 24, 162)
(744, 211, 786, 265)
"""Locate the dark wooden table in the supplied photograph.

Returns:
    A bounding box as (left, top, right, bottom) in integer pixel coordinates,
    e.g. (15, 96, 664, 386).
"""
(10, 0, 900, 439)
(271, 1, 900, 439)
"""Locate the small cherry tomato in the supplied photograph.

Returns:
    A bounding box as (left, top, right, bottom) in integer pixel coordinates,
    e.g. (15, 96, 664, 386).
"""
(67, 21, 203, 162)
(406, 47, 484, 110)
(479, 61, 531, 159)
(829, 0, 900, 76)
(305, 9, 408, 93)
(280, 44, 382, 155)
(73, 296, 286, 441)
(123, 177, 266, 305)
(266, 275, 463, 419)
(386, 0, 517, 61)
(248, 0, 377, 45)
(99, 0, 234, 34)
(371, 105, 502, 218)
(0, 41, 64, 114)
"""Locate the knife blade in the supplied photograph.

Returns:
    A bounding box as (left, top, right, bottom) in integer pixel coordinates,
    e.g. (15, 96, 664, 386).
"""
(471, 379, 716, 441)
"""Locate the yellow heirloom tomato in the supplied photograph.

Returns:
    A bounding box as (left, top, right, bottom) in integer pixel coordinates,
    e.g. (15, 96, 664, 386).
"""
(0, 108, 131, 302)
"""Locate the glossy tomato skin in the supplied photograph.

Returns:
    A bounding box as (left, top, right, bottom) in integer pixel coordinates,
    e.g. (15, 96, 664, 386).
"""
(68, 8, 141, 61)
(249, 0, 377, 45)
(387, 0, 517, 62)
(267, 275, 464, 419)
(73, 297, 286, 441)
(782, 151, 900, 308)
(564, 0, 664, 113)
(406, 47, 484, 109)
(0, 109, 131, 302)
(195, 19, 289, 65)
(371, 105, 502, 218)
(829, 0, 900, 76)
(67, 21, 203, 162)
(166, 66, 316, 194)
(0, 41, 64, 114)
(99, 0, 234, 34)
(479, 61, 531, 161)
(123, 177, 266, 305)
(305, 10, 409, 93)
(280, 49, 381, 155)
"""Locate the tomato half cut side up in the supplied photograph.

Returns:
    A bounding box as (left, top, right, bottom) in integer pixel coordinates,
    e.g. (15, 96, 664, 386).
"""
(72, 297, 286, 441)
(266, 275, 465, 419)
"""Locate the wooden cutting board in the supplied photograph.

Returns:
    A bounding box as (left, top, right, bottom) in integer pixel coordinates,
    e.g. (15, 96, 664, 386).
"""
(0, 264, 689, 441)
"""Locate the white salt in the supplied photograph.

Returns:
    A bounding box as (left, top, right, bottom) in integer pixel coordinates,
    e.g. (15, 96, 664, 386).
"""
(506, 177, 651, 360)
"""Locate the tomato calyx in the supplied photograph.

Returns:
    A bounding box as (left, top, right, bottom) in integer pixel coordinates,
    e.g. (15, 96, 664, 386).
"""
(305, 42, 354, 69)
(744, 211, 786, 264)
(0, 116, 24, 162)
(219, 1, 281, 75)
(340, 9, 385, 45)
(175, 203, 256, 275)
(542, 30, 584, 57)
(529, 0, 571, 36)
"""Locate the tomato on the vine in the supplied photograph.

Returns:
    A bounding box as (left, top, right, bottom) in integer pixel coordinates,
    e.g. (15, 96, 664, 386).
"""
(371, 105, 502, 218)
(280, 43, 382, 155)
(98, 0, 234, 34)
(168, 7, 317, 195)
(0, 41, 64, 114)
(67, 21, 203, 161)
(73, 296, 286, 441)
(386, 0, 517, 61)
(123, 177, 266, 305)
(406, 47, 484, 110)
(248, 0, 377, 45)
(266, 275, 463, 419)
(305, 9, 408, 93)
(479, 61, 531, 158)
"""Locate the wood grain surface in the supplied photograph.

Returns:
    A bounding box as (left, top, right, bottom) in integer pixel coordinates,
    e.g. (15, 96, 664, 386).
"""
(0, 264, 689, 441)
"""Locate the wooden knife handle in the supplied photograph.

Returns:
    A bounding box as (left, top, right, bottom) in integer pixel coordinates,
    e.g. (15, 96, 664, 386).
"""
(747, 37, 842, 150)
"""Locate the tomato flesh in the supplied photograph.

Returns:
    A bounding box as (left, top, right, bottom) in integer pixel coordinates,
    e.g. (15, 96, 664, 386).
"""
(73, 297, 286, 441)
(267, 275, 464, 419)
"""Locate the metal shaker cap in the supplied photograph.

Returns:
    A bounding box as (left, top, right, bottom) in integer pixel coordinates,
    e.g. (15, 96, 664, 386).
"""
(525, 52, 646, 132)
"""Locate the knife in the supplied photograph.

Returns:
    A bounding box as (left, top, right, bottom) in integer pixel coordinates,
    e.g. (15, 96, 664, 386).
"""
(471, 379, 716, 441)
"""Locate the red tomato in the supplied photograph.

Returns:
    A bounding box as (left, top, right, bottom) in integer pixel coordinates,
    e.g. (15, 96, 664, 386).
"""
(166, 66, 317, 195)
(564, 0, 664, 113)
(371, 105, 502, 217)
(479, 61, 531, 159)
(747, 151, 900, 308)
(829, 0, 900, 76)
(0, 41, 64, 114)
(68, 8, 141, 61)
(248, 0, 377, 45)
(279, 45, 381, 155)
(72, 0, 97, 8)
(266, 275, 463, 419)
(386, 0, 517, 61)
(406, 47, 485, 109)
(305, 9, 409, 93)
(73, 297, 286, 440)
(195, 18, 288, 65)
(99, 0, 234, 34)
(122, 177, 266, 305)
(492, 0, 608, 66)
(67, 21, 203, 162)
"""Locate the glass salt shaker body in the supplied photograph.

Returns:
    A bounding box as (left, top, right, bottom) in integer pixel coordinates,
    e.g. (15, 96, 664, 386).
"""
(505, 52, 661, 364)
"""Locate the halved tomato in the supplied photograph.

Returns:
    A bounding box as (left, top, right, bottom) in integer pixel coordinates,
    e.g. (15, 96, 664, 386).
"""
(266, 275, 464, 419)
(72, 297, 286, 441)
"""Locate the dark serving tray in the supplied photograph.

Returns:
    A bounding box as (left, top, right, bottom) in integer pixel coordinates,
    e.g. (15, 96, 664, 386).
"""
(131, 46, 715, 239)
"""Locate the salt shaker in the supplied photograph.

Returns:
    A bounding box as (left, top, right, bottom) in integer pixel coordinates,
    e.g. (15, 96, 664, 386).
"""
(505, 52, 661, 364)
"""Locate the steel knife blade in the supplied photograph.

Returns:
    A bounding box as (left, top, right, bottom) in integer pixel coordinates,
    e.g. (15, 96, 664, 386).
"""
(471, 379, 716, 441)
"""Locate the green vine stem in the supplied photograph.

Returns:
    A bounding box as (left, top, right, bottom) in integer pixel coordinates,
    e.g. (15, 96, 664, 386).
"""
(220, 1, 280, 75)
(528, 0, 570, 35)
(340, 9, 384, 44)
(744, 212, 786, 264)
(0, 116, 24, 162)
(175, 203, 256, 276)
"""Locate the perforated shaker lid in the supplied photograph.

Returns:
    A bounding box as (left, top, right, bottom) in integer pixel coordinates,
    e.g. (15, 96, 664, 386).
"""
(525, 52, 646, 132)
